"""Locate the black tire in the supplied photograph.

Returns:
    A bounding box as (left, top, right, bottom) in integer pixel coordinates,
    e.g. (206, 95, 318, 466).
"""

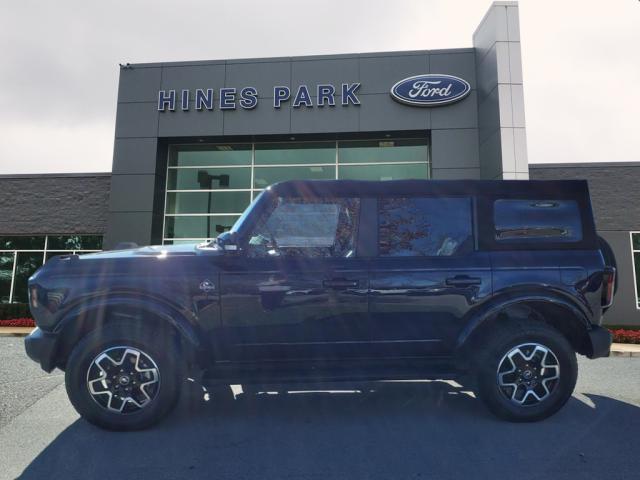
(474, 320, 577, 422)
(65, 322, 182, 431)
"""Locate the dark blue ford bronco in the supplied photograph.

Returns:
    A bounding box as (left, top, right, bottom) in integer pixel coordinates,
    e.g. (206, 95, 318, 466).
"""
(25, 179, 615, 430)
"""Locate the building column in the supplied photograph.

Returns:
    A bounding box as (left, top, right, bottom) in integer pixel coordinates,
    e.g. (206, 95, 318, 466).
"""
(474, 1, 528, 179)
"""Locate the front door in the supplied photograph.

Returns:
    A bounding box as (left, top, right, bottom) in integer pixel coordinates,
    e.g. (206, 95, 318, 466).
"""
(218, 195, 369, 361)
(368, 196, 492, 357)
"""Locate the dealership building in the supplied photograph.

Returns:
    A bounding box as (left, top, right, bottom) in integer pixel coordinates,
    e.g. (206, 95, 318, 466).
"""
(1, 1, 638, 326)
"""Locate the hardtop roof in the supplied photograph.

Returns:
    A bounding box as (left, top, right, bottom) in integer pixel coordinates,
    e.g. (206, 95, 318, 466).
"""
(268, 179, 590, 198)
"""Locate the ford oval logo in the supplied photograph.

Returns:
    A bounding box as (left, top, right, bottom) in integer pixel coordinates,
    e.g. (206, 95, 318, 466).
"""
(390, 74, 471, 107)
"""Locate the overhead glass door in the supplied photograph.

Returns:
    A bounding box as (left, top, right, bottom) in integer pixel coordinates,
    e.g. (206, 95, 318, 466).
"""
(164, 136, 430, 244)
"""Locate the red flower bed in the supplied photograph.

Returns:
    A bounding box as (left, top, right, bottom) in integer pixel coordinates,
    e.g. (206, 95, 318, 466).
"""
(610, 329, 640, 344)
(1, 318, 639, 343)
(0, 318, 35, 327)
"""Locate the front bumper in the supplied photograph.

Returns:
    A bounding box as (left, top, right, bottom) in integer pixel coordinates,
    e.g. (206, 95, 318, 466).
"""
(24, 327, 59, 372)
(587, 325, 612, 359)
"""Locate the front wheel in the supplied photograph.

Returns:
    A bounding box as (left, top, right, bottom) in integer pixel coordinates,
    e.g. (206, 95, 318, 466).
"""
(65, 323, 182, 430)
(474, 321, 577, 422)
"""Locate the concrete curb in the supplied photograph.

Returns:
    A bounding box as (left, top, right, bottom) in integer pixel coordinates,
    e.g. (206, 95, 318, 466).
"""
(0, 326, 34, 336)
(610, 343, 640, 358)
(1, 326, 639, 357)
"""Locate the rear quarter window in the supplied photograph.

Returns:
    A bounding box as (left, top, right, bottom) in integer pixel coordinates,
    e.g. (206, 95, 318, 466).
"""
(494, 199, 582, 243)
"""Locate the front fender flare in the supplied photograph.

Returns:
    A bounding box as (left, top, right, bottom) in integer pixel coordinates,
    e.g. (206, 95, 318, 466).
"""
(53, 293, 201, 349)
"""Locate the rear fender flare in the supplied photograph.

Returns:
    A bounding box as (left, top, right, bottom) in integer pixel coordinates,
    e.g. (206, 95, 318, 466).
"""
(456, 291, 591, 352)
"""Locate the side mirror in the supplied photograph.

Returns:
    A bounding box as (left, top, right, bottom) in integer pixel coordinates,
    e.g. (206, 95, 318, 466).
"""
(216, 231, 239, 252)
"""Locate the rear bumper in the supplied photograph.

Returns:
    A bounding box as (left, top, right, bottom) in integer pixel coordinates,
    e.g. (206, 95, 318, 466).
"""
(24, 327, 59, 372)
(587, 325, 612, 359)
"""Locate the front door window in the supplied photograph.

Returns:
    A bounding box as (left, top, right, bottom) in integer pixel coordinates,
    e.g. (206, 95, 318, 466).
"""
(247, 197, 360, 258)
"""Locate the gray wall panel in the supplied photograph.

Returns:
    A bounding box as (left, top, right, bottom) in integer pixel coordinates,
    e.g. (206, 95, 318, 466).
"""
(225, 61, 291, 98)
(477, 86, 500, 143)
(508, 42, 523, 84)
(431, 167, 481, 179)
(358, 94, 429, 131)
(158, 108, 223, 137)
(291, 58, 359, 91)
(429, 52, 476, 89)
(431, 91, 478, 130)
(498, 127, 516, 174)
(511, 84, 526, 127)
(473, 1, 509, 61)
(223, 104, 290, 135)
(358, 54, 429, 94)
(115, 102, 158, 138)
(104, 212, 154, 247)
(479, 129, 502, 179)
(475, 44, 499, 101)
(160, 64, 226, 91)
(497, 84, 514, 127)
(431, 129, 480, 169)
(513, 128, 528, 174)
(108, 174, 156, 213)
(112, 138, 159, 175)
(290, 101, 359, 134)
(506, 2, 521, 42)
(117, 67, 162, 103)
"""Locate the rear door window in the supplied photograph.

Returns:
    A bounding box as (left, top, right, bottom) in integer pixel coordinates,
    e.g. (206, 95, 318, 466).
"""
(378, 197, 473, 256)
(494, 199, 582, 243)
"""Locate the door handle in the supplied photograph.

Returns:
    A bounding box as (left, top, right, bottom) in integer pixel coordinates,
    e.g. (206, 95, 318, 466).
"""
(323, 279, 359, 289)
(445, 276, 482, 287)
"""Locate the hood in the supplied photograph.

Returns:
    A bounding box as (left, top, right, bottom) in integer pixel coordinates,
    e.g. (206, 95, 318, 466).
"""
(76, 242, 216, 261)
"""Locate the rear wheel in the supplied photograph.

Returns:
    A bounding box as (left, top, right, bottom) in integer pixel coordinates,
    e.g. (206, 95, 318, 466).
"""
(474, 320, 577, 422)
(65, 322, 182, 430)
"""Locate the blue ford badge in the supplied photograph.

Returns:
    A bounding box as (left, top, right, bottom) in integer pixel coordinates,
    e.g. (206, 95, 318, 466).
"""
(390, 74, 471, 106)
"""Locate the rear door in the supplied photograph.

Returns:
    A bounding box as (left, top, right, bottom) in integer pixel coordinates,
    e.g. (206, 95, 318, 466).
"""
(368, 196, 492, 357)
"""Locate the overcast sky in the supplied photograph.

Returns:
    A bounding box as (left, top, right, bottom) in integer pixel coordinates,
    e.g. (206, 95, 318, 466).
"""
(0, 0, 638, 174)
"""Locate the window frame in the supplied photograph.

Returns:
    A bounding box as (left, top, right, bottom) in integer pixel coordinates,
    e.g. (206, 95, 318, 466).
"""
(374, 195, 476, 258)
(631, 232, 640, 310)
(0, 235, 102, 303)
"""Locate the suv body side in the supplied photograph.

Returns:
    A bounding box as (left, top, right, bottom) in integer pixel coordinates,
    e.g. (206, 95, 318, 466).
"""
(25, 180, 611, 377)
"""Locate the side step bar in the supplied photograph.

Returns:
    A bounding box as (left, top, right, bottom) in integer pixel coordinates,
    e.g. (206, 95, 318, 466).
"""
(202, 357, 462, 386)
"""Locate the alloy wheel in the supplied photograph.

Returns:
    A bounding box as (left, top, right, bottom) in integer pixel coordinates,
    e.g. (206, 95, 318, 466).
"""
(86, 346, 160, 414)
(496, 343, 560, 406)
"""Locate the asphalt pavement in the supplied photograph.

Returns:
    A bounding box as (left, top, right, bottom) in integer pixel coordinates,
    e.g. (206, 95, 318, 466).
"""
(0, 337, 64, 429)
(1, 337, 639, 480)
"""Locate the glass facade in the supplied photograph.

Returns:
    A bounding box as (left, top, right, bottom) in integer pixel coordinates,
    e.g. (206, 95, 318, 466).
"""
(164, 137, 430, 243)
(0, 235, 102, 303)
(632, 232, 640, 309)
